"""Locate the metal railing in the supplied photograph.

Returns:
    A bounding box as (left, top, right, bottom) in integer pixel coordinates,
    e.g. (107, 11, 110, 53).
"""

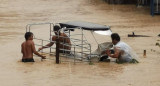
(26, 22, 91, 64)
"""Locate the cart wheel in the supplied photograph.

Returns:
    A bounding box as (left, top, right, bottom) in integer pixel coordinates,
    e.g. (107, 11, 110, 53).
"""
(99, 55, 108, 61)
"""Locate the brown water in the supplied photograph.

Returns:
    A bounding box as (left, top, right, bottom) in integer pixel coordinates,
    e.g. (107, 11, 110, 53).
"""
(0, 0, 160, 86)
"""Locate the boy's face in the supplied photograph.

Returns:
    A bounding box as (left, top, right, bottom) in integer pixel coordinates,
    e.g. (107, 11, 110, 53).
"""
(29, 34, 33, 40)
(112, 39, 117, 45)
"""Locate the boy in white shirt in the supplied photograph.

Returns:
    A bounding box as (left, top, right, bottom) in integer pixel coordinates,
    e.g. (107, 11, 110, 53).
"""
(106, 33, 138, 63)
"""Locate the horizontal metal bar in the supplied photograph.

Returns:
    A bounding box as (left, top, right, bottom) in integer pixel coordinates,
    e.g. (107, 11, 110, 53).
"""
(74, 52, 90, 55)
(60, 60, 90, 63)
(70, 38, 88, 42)
(74, 47, 90, 50)
(38, 52, 55, 55)
(69, 34, 84, 36)
(34, 38, 56, 43)
(72, 40, 87, 43)
(35, 44, 56, 49)
(77, 51, 91, 53)
(27, 22, 53, 26)
(59, 49, 72, 52)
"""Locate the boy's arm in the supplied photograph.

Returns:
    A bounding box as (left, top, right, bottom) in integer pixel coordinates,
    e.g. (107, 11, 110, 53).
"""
(39, 42, 54, 49)
(106, 47, 120, 58)
(38, 36, 55, 51)
(31, 41, 46, 59)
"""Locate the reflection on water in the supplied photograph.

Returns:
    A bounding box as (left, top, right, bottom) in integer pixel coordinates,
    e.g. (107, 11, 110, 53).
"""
(96, 63, 123, 77)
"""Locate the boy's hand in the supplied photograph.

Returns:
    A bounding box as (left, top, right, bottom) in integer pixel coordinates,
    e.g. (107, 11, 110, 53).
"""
(38, 48, 43, 51)
(106, 50, 111, 55)
(41, 56, 46, 59)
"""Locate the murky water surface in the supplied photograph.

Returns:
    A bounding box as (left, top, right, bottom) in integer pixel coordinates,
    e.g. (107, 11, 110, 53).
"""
(0, 0, 160, 86)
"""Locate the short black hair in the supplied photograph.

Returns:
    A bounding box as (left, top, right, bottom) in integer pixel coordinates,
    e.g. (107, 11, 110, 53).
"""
(111, 33, 120, 41)
(53, 25, 61, 31)
(25, 32, 33, 40)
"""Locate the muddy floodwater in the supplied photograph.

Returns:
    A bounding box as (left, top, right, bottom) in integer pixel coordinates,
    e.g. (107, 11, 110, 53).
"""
(0, 0, 160, 86)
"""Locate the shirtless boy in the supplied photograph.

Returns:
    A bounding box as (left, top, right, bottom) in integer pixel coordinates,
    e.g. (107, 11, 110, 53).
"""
(38, 25, 71, 53)
(21, 32, 46, 62)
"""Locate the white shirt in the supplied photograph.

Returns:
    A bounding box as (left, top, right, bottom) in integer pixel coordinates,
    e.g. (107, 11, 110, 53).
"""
(115, 41, 133, 62)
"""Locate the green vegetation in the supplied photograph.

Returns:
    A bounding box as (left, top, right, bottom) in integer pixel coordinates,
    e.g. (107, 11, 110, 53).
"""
(116, 59, 139, 64)
(89, 61, 94, 65)
(130, 59, 139, 64)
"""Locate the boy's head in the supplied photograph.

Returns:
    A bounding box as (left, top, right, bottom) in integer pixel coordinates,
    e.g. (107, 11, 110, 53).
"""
(25, 32, 33, 40)
(111, 33, 120, 45)
(53, 25, 61, 35)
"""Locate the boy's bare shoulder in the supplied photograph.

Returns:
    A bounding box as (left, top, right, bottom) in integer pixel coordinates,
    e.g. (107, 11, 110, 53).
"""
(21, 41, 25, 46)
(62, 33, 66, 35)
(28, 40, 34, 44)
(62, 33, 68, 37)
(22, 40, 34, 45)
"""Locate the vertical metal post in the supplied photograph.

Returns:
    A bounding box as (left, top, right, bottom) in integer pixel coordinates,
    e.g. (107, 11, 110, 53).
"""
(29, 25, 31, 32)
(142, 0, 144, 4)
(81, 28, 83, 60)
(157, 0, 159, 12)
(89, 44, 91, 64)
(62, 30, 65, 54)
(151, 0, 153, 16)
(69, 30, 70, 37)
(50, 23, 52, 54)
(74, 46, 75, 65)
(41, 40, 43, 53)
(56, 36, 60, 64)
(26, 25, 29, 32)
(145, 0, 148, 5)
